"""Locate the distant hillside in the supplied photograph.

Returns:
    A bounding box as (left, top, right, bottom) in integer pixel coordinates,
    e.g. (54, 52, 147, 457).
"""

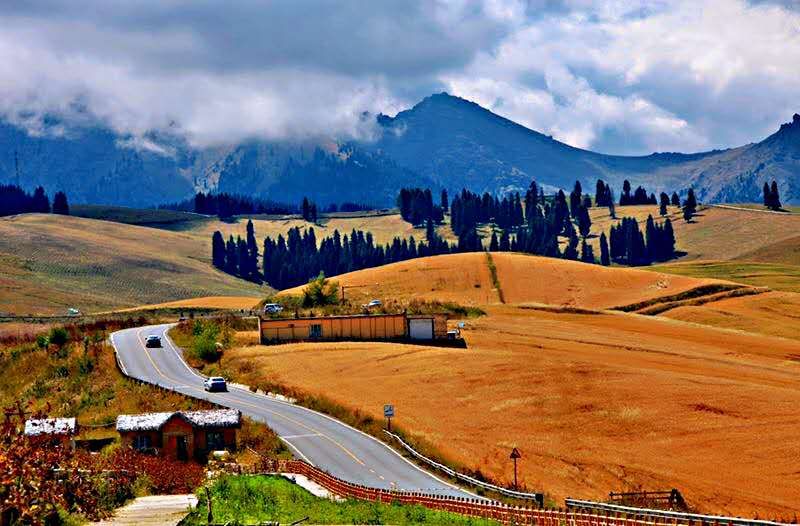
(0, 94, 798, 205)
(0, 214, 264, 315)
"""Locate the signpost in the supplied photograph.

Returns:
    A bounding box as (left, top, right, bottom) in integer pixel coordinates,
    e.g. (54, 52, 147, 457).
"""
(384, 404, 395, 432)
(510, 447, 522, 490)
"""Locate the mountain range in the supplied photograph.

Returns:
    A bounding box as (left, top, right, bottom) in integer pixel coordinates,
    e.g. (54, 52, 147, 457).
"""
(1, 93, 798, 207)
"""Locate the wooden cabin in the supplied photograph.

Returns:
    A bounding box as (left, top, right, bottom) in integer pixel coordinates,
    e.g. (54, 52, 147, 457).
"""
(116, 409, 240, 462)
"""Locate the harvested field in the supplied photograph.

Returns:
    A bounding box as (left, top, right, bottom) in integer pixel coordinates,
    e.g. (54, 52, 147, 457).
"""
(281, 252, 498, 305)
(662, 290, 800, 341)
(489, 253, 725, 309)
(282, 252, 726, 310)
(669, 206, 800, 262)
(0, 214, 264, 315)
(225, 305, 800, 517)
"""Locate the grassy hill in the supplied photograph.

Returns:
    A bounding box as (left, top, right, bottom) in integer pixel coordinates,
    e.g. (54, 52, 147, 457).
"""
(222, 252, 800, 517)
(281, 252, 727, 310)
(0, 214, 264, 315)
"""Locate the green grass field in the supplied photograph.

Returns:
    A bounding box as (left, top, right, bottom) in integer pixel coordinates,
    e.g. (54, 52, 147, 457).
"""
(185, 475, 499, 526)
(71, 204, 209, 229)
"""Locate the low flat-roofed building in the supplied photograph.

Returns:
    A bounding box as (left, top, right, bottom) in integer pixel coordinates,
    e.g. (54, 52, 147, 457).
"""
(24, 417, 78, 437)
(259, 312, 448, 344)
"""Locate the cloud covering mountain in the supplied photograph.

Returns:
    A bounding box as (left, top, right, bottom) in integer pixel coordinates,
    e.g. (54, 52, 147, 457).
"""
(0, 0, 798, 155)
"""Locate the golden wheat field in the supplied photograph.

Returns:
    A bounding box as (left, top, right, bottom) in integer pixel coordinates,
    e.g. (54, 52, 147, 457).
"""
(226, 252, 800, 516)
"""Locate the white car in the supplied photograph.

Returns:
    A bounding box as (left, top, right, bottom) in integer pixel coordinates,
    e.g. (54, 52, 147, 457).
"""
(363, 299, 382, 309)
(263, 303, 283, 314)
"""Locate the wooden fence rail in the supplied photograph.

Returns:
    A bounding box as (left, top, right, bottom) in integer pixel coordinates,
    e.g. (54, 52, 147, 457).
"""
(252, 458, 790, 526)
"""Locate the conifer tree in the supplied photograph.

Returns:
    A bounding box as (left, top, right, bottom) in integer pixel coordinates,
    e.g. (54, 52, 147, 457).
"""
(683, 188, 697, 222)
(225, 235, 238, 275)
(212, 231, 226, 270)
(671, 192, 680, 206)
(769, 180, 781, 210)
(564, 224, 579, 260)
(580, 240, 595, 263)
(659, 192, 669, 216)
(620, 180, 632, 205)
(52, 191, 69, 215)
(569, 181, 582, 218)
(489, 231, 499, 251)
(441, 189, 449, 212)
(576, 204, 592, 238)
(599, 232, 610, 266)
(31, 186, 50, 213)
(499, 229, 511, 251)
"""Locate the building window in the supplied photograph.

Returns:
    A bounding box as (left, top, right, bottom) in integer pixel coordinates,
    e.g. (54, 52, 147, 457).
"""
(206, 431, 225, 450)
(133, 434, 151, 450)
(309, 324, 322, 339)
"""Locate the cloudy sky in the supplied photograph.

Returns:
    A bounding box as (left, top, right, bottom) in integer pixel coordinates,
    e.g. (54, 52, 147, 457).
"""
(0, 0, 798, 155)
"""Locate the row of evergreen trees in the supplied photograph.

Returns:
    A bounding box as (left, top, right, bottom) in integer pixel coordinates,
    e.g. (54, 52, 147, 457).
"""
(397, 188, 445, 226)
(189, 192, 296, 218)
(609, 216, 676, 266)
(211, 175, 688, 287)
(0, 184, 69, 217)
(212, 220, 458, 289)
(450, 189, 526, 234)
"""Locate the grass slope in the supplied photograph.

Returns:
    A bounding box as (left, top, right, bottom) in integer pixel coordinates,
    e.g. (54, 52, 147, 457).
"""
(185, 475, 499, 525)
(282, 252, 724, 309)
(0, 214, 264, 315)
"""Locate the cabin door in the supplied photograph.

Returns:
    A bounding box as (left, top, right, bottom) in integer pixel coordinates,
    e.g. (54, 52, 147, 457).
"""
(176, 435, 188, 461)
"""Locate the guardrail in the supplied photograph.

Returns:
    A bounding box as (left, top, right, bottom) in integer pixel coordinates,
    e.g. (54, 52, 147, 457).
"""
(383, 429, 544, 505)
(565, 499, 793, 526)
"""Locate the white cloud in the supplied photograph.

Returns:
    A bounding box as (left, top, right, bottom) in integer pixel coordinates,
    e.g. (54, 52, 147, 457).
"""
(0, 0, 797, 154)
(443, 0, 800, 153)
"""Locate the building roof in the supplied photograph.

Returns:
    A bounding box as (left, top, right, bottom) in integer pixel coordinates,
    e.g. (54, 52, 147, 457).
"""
(116, 409, 241, 432)
(24, 417, 77, 436)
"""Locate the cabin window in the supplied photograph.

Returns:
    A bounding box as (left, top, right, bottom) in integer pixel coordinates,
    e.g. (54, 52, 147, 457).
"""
(309, 324, 322, 339)
(133, 434, 151, 450)
(206, 431, 225, 450)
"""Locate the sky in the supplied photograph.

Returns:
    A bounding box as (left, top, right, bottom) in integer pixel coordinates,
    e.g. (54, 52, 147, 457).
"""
(0, 0, 798, 155)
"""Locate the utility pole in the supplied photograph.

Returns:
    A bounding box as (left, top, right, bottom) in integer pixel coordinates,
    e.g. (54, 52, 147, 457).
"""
(510, 447, 521, 490)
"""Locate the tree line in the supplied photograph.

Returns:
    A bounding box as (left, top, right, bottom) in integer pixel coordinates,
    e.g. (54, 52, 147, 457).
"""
(212, 219, 457, 289)
(211, 176, 690, 287)
(0, 184, 69, 217)
(397, 187, 444, 226)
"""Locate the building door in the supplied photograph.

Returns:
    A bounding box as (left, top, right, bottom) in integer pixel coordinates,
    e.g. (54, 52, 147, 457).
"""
(409, 318, 434, 340)
(176, 435, 188, 461)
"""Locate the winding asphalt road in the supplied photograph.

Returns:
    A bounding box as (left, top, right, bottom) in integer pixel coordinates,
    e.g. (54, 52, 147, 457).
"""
(111, 323, 473, 497)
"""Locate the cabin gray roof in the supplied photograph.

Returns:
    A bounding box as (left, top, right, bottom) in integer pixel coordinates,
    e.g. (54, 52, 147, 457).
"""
(116, 409, 241, 432)
(24, 417, 77, 436)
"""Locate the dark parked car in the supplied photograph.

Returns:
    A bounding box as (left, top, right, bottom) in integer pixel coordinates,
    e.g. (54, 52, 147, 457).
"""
(203, 377, 227, 392)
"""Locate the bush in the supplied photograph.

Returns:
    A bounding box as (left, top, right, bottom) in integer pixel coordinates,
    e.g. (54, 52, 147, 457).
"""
(301, 273, 339, 308)
(48, 327, 69, 348)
